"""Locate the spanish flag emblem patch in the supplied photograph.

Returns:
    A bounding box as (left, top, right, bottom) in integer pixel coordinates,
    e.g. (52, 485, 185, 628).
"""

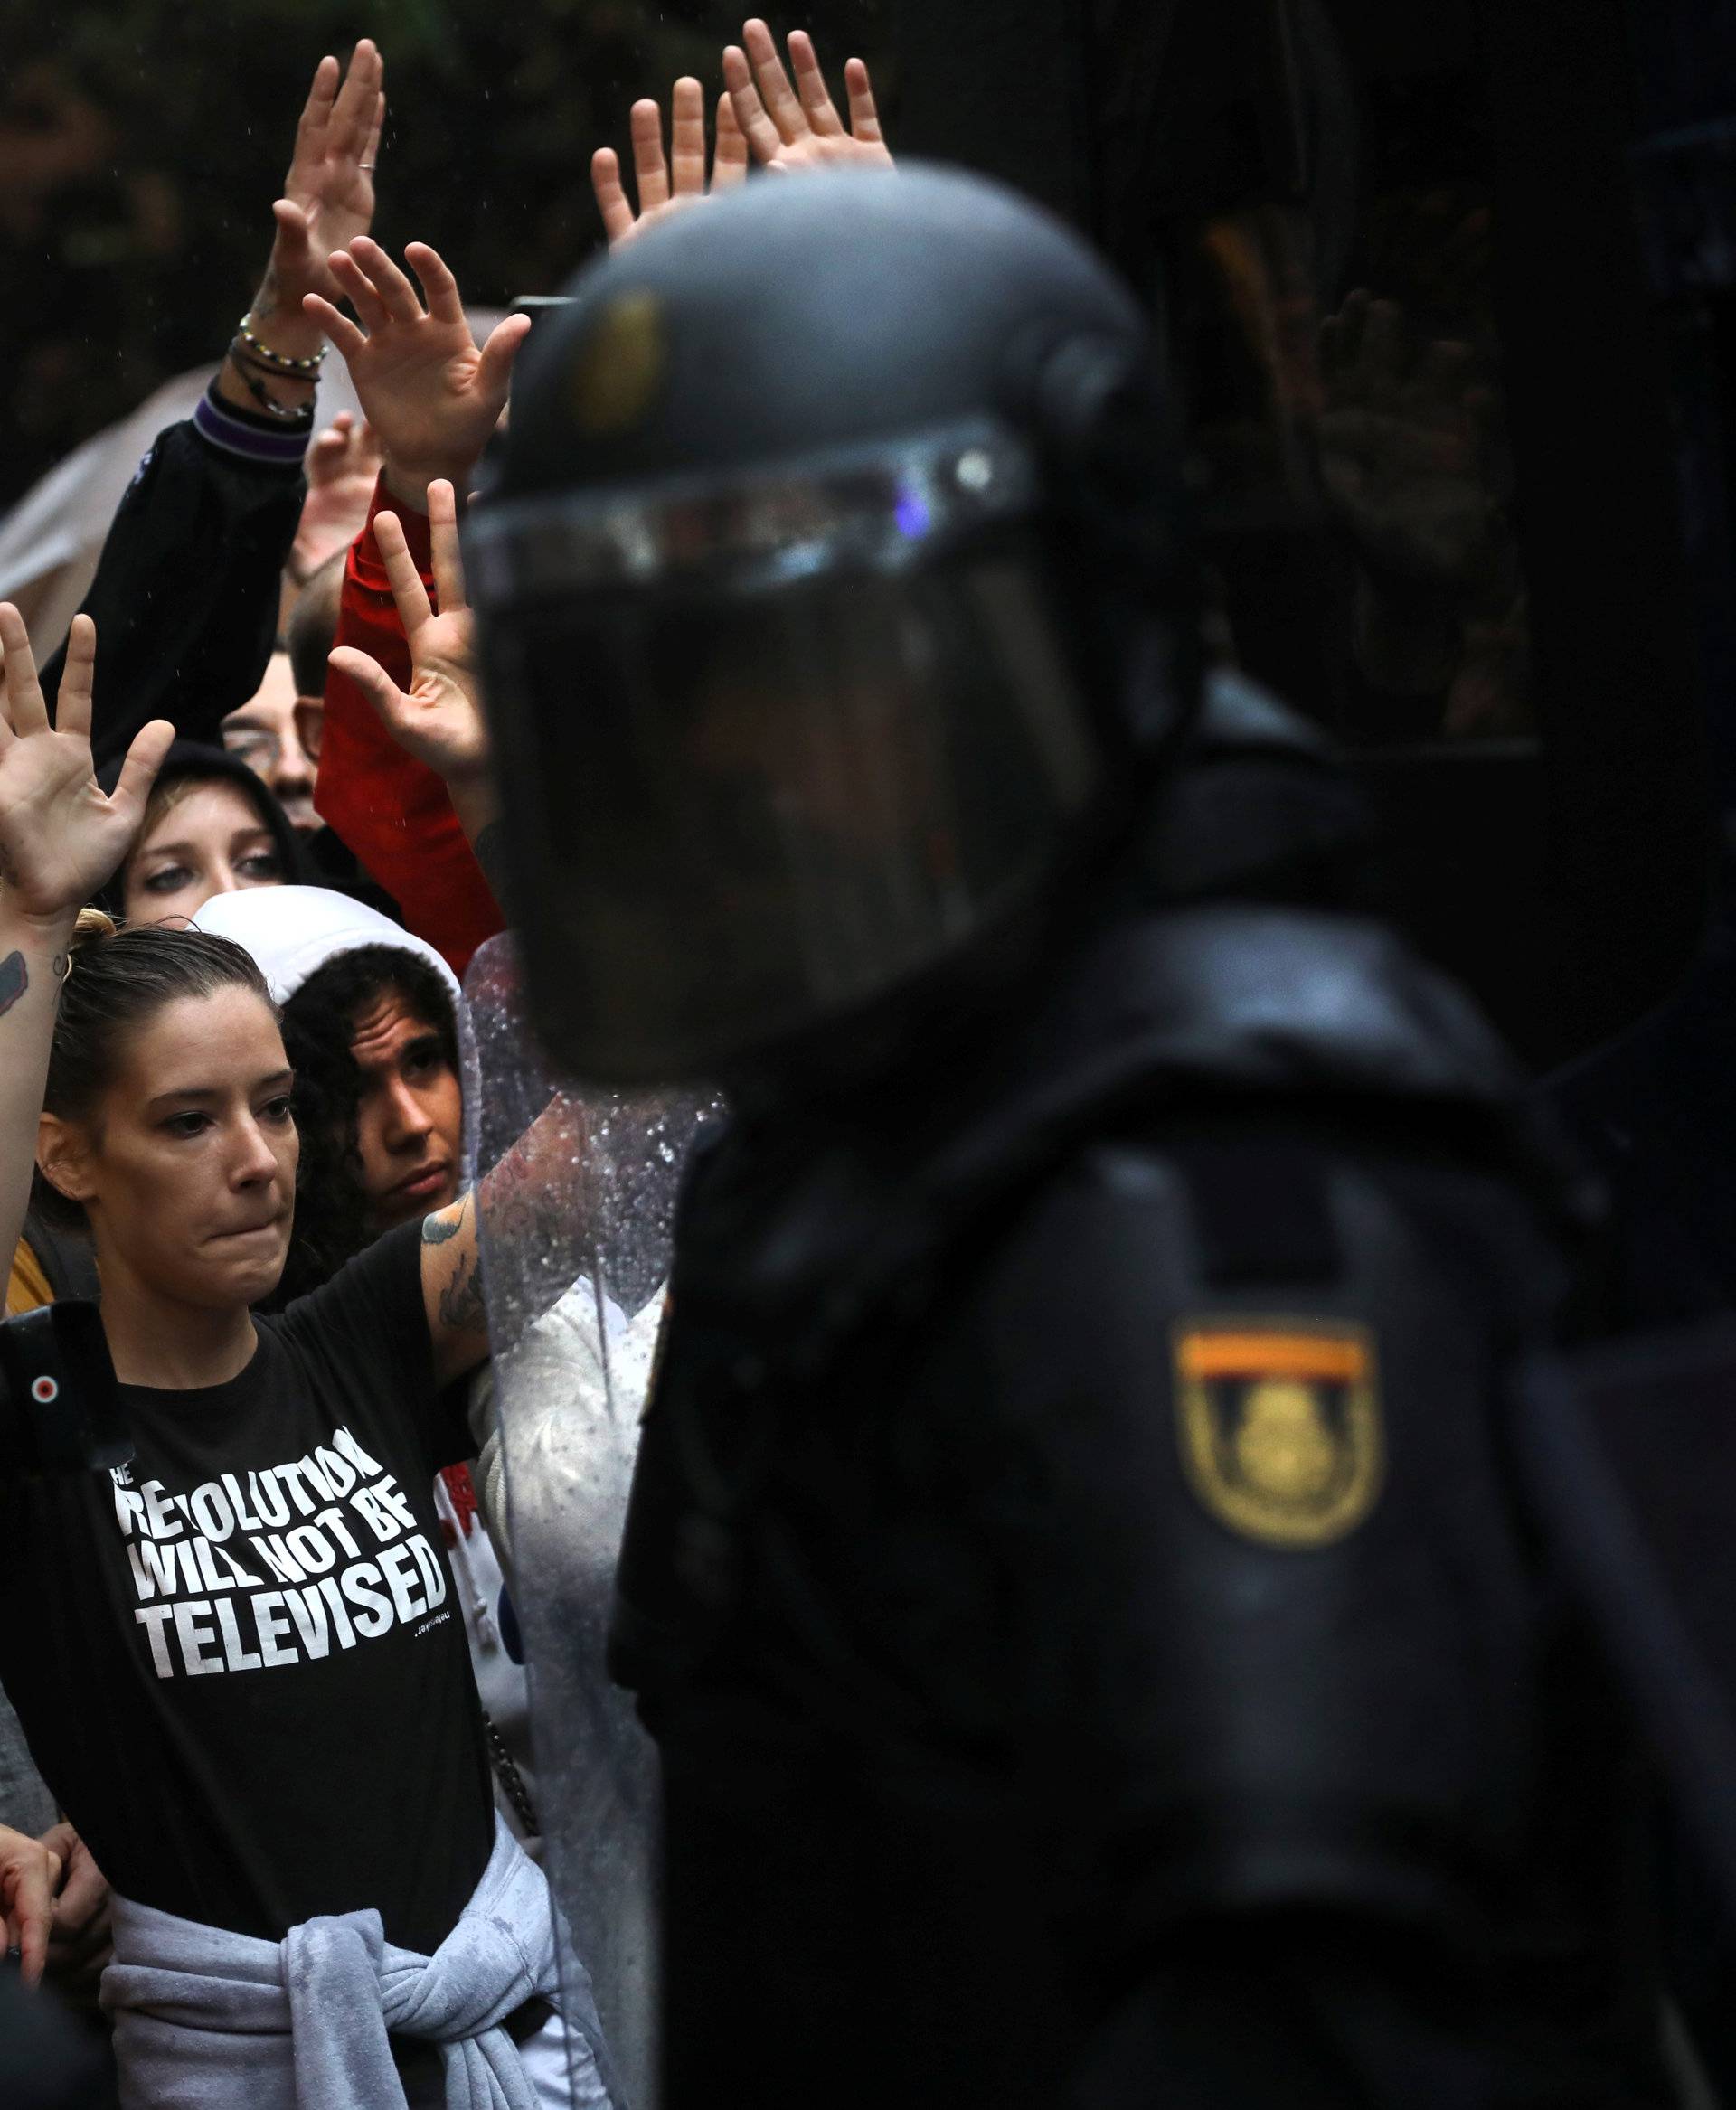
(1173, 1320, 1382, 1550)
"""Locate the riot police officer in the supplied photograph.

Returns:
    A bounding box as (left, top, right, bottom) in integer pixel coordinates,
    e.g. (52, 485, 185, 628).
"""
(467, 166, 1676, 2106)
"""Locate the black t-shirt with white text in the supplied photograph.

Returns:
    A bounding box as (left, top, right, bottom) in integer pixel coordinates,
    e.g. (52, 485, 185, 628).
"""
(0, 1221, 495, 1955)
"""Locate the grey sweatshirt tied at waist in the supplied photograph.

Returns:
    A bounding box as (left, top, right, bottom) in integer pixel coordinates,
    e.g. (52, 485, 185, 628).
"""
(100, 1813, 593, 2109)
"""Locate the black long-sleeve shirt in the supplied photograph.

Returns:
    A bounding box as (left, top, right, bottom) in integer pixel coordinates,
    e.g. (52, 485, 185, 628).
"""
(40, 380, 307, 765)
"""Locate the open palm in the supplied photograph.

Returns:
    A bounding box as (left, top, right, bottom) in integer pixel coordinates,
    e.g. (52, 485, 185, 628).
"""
(592, 76, 749, 249)
(724, 22, 892, 174)
(326, 481, 488, 787)
(0, 608, 171, 922)
(267, 42, 386, 316)
(306, 239, 531, 492)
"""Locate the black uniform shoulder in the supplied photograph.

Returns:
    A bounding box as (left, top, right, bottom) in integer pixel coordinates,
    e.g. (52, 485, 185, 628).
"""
(887, 1105, 1574, 1933)
(1130, 666, 1380, 913)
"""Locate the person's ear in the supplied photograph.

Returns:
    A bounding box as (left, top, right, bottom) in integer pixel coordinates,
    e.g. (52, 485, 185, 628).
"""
(36, 1114, 96, 1210)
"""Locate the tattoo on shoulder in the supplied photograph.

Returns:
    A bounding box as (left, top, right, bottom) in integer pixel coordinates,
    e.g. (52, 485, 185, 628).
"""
(438, 1247, 488, 1336)
(0, 952, 27, 1021)
(421, 1196, 468, 1246)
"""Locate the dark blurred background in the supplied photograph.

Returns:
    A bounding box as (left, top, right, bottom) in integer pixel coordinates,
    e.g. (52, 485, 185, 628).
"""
(4, 0, 1734, 1073)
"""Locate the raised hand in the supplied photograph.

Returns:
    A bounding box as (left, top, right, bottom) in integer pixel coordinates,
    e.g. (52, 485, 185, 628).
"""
(723, 21, 892, 174)
(305, 239, 532, 512)
(215, 42, 385, 420)
(0, 609, 172, 925)
(266, 40, 386, 320)
(1316, 289, 1495, 583)
(289, 412, 387, 584)
(326, 481, 490, 796)
(592, 76, 749, 248)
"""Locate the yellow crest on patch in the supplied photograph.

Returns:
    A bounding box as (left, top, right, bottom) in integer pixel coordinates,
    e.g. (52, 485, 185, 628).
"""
(1173, 1319, 1382, 1549)
(570, 289, 667, 437)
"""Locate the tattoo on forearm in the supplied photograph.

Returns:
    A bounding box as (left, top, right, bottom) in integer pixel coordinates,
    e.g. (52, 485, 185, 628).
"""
(477, 1108, 586, 1256)
(472, 822, 509, 908)
(0, 952, 27, 1021)
(463, 1099, 591, 1348)
(421, 1196, 468, 1246)
(437, 1246, 489, 1335)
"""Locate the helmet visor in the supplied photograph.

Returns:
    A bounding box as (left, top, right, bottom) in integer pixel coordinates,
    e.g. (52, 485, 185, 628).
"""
(480, 538, 1102, 1084)
(471, 411, 1125, 1083)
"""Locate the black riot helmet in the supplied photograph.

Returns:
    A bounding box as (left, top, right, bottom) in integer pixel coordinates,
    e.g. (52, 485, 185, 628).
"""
(468, 164, 1199, 1087)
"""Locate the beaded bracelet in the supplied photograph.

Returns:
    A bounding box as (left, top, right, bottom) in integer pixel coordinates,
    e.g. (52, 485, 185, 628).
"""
(226, 355, 318, 424)
(234, 314, 326, 377)
(230, 341, 318, 390)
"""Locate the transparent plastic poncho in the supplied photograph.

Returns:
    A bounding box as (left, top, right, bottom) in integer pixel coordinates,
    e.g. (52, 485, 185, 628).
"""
(462, 933, 720, 2109)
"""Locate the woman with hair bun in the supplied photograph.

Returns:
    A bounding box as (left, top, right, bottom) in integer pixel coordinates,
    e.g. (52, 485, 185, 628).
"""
(0, 604, 603, 2106)
(7, 748, 305, 1320)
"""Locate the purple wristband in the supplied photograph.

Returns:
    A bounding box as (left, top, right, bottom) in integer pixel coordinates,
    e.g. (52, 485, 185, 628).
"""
(193, 382, 311, 467)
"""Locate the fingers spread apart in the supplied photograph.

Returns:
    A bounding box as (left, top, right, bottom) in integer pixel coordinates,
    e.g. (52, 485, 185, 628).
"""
(725, 23, 887, 165)
(404, 240, 467, 327)
(594, 84, 750, 246)
(344, 235, 424, 324)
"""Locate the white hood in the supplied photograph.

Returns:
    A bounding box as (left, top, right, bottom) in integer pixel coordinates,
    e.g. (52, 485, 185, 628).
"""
(190, 884, 462, 1013)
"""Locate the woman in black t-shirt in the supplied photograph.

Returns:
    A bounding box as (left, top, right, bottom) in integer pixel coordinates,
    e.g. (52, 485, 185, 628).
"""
(0, 617, 601, 2103)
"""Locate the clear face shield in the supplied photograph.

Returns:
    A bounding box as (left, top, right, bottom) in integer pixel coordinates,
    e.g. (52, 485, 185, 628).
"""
(460, 935, 721, 2107)
(467, 419, 1111, 1085)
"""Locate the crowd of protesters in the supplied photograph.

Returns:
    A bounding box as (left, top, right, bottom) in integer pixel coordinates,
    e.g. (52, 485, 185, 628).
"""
(10, 14, 1721, 2107)
(0, 23, 889, 2105)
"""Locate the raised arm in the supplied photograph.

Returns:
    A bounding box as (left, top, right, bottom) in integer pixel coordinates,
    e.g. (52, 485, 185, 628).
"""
(213, 38, 385, 429)
(0, 609, 171, 1272)
(305, 237, 529, 520)
(329, 480, 583, 1380)
(302, 244, 526, 967)
(326, 478, 502, 882)
(39, 41, 385, 766)
(588, 28, 890, 254)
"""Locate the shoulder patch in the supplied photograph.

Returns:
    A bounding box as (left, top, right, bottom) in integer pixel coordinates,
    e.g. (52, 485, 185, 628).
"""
(570, 289, 667, 437)
(1173, 1318, 1382, 1549)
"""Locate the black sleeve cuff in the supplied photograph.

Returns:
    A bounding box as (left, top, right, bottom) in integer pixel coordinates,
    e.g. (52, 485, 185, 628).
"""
(193, 378, 314, 468)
